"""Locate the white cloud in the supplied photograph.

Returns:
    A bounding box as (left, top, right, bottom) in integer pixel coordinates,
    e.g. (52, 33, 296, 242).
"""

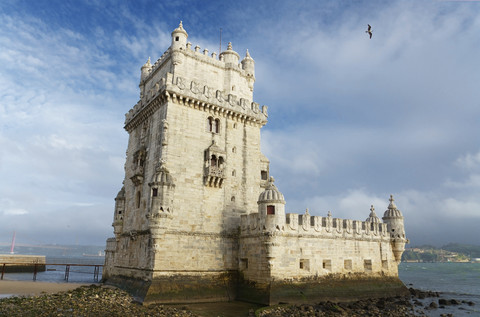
(4, 209, 29, 216)
(455, 151, 480, 170)
(1, 1, 479, 247)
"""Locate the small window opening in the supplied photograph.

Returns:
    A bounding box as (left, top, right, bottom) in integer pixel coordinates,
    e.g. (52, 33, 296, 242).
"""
(232, 147, 236, 153)
(261, 170, 268, 180)
(207, 117, 213, 132)
(240, 258, 248, 270)
(232, 170, 236, 177)
(323, 259, 332, 271)
(152, 188, 158, 197)
(136, 192, 141, 208)
(231, 196, 235, 202)
(364, 259, 372, 272)
(175, 36, 179, 41)
(215, 119, 220, 133)
(300, 259, 310, 271)
(344, 259, 352, 270)
(267, 205, 275, 215)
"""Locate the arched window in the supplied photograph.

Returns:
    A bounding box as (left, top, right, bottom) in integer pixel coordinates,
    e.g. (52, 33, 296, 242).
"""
(206, 117, 220, 134)
(207, 117, 213, 132)
(211, 155, 217, 167)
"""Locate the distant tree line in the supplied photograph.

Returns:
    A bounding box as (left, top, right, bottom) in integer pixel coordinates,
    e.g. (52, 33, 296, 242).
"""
(401, 243, 480, 262)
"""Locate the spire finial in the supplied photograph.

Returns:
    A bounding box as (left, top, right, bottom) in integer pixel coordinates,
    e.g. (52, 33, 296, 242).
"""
(305, 208, 309, 216)
(388, 194, 397, 209)
(227, 42, 233, 50)
(269, 176, 275, 184)
(327, 211, 332, 217)
(179, 21, 183, 29)
(370, 205, 375, 213)
(246, 49, 251, 57)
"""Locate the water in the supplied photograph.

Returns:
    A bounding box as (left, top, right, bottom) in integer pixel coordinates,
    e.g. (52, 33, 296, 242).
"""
(399, 262, 480, 316)
(3, 259, 479, 316)
(1, 256, 104, 284)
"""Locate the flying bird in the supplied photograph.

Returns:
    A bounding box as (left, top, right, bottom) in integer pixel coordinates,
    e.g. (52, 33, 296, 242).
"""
(366, 24, 372, 39)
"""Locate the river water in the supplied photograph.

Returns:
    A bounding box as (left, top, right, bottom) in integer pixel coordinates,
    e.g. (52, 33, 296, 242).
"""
(399, 262, 480, 316)
(2, 259, 479, 316)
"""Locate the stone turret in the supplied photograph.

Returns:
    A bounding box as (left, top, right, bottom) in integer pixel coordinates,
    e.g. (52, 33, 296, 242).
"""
(366, 205, 380, 223)
(219, 42, 240, 65)
(241, 50, 255, 91)
(112, 186, 125, 238)
(257, 177, 285, 231)
(139, 58, 152, 98)
(382, 195, 408, 262)
(171, 21, 188, 51)
(147, 162, 175, 237)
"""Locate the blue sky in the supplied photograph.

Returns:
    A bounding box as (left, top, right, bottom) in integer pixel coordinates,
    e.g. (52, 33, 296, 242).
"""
(1, 0, 479, 246)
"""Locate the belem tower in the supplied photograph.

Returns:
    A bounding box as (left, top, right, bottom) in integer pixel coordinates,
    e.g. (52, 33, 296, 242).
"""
(103, 22, 409, 305)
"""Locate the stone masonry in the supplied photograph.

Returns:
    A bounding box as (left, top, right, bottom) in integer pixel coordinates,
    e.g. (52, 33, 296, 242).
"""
(103, 22, 409, 305)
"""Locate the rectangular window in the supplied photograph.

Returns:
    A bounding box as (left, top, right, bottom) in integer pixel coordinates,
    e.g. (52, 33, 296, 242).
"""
(344, 259, 352, 270)
(267, 205, 275, 215)
(364, 259, 372, 272)
(300, 259, 310, 271)
(152, 188, 158, 197)
(261, 170, 268, 180)
(323, 259, 332, 271)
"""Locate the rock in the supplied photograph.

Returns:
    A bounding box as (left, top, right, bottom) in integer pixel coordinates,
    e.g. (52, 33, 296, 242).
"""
(427, 301, 438, 309)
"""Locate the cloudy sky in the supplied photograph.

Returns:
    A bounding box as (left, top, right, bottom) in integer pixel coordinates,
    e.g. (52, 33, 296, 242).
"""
(1, 0, 479, 247)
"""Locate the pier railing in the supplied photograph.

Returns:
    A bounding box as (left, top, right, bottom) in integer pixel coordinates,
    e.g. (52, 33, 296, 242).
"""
(1, 262, 103, 282)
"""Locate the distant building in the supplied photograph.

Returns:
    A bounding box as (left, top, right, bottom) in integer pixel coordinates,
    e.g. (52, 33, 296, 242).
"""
(103, 22, 409, 305)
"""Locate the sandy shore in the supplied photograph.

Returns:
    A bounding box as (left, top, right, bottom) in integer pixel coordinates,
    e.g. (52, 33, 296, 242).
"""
(0, 280, 89, 296)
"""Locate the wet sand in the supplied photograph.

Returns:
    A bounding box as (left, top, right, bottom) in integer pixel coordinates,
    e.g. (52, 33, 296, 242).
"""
(0, 280, 89, 297)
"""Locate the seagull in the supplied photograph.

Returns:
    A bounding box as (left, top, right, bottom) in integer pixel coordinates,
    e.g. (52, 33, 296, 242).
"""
(366, 24, 372, 39)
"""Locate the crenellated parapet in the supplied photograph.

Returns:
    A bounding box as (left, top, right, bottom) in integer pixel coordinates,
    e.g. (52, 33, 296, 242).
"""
(240, 211, 390, 242)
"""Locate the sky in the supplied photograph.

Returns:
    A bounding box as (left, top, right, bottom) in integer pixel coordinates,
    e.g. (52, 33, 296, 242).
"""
(1, 0, 479, 247)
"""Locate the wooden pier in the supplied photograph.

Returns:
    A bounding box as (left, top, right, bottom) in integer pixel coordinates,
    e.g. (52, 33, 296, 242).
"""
(1, 255, 102, 282)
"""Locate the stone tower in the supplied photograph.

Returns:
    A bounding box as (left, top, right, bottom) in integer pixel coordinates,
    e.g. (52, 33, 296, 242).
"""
(104, 22, 409, 306)
(382, 195, 407, 262)
(103, 22, 270, 303)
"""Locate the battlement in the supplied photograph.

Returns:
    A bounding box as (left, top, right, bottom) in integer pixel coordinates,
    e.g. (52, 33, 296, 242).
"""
(125, 24, 267, 131)
(240, 211, 389, 241)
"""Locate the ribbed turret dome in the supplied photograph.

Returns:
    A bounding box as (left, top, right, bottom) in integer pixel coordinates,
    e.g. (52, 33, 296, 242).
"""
(383, 195, 403, 218)
(172, 21, 188, 37)
(115, 186, 125, 199)
(258, 177, 285, 203)
(365, 205, 380, 223)
(242, 49, 254, 62)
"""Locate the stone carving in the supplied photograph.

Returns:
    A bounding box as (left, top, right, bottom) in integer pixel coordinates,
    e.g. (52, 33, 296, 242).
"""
(176, 76, 186, 89)
(190, 81, 201, 94)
